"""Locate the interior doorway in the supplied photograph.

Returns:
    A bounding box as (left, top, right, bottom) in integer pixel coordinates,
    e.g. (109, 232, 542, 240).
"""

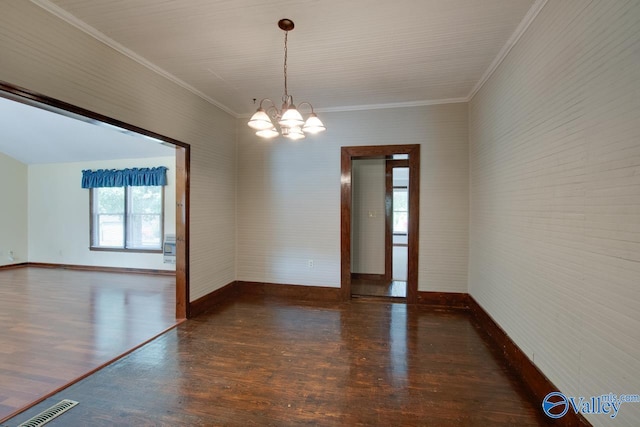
(341, 145, 420, 303)
(0, 81, 190, 319)
(387, 159, 410, 292)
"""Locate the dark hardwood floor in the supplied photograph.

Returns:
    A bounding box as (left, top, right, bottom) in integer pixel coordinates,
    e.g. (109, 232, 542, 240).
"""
(0, 267, 177, 422)
(6, 292, 551, 426)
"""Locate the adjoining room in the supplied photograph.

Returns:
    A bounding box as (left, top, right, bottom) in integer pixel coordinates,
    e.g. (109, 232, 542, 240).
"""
(0, 94, 180, 421)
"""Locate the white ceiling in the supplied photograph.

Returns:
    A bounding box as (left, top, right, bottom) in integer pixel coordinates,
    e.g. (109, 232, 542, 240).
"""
(3, 0, 542, 164)
(0, 96, 175, 164)
(36, 0, 541, 117)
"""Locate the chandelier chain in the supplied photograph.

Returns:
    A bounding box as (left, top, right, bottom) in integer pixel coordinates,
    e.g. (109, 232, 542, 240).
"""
(283, 30, 289, 101)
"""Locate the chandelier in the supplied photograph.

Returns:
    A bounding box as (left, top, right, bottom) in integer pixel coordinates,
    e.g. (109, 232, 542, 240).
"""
(247, 19, 326, 140)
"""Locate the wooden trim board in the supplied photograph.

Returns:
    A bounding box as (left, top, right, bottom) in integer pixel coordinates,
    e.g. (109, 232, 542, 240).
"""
(237, 281, 343, 302)
(189, 281, 239, 317)
(417, 291, 470, 309)
(26, 262, 176, 276)
(468, 296, 591, 426)
(0, 263, 28, 271)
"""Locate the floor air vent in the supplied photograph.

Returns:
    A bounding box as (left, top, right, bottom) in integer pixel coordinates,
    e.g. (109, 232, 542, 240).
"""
(18, 400, 79, 427)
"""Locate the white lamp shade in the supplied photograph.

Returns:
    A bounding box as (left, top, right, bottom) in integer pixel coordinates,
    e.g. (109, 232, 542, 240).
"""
(248, 109, 274, 130)
(284, 126, 305, 140)
(278, 107, 304, 128)
(302, 114, 326, 134)
(256, 127, 279, 139)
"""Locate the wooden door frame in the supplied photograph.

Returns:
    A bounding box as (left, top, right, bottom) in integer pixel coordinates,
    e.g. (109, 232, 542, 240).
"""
(0, 81, 190, 319)
(341, 145, 420, 303)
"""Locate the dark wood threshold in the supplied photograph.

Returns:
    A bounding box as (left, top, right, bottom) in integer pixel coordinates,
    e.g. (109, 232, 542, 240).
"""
(25, 262, 176, 276)
(351, 294, 405, 303)
(468, 296, 591, 427)
(417, 291, 470, 309)
(351, 273, 386, 281)
(190, 281, 239, 317)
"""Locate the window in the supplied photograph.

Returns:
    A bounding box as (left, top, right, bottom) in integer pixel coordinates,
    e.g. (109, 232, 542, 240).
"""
(393, 187, 408, 234)
(91, 186, 164, 251)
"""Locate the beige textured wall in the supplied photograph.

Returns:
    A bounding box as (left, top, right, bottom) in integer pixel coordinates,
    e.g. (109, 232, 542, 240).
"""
(237, 103, 468, 292)
(0, 1, 236, 301)
(469, 1, 640, 425)
(0, 152, 28, 266)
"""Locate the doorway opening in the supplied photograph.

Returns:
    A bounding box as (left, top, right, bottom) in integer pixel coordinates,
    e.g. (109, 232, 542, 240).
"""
(0, 81, 190, 319)
(388, 159, 410, 296)
(341, 145, 420, 303)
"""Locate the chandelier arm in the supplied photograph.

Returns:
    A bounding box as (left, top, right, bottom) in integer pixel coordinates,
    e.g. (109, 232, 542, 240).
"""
(296, 101, 315, 115)
(265, 105, 281, 120)
(257, 98, 276, 111)
(258, 98, 282, 120)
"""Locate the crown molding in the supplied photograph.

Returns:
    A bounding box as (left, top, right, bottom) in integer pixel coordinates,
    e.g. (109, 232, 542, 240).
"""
(238, 97, 469, 118)
(467, 0, 548, 101)
(315, 97, 469, 113)
(30, 0, 240, 118)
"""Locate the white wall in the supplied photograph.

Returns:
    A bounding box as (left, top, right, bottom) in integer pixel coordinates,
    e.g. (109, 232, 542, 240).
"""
(0, 2, 236, 301)
(469, 1, 640, 425)
(28, 157, 175, 270)
(352, 159, 385, 275)
(237, 103, 468, 292)
(0, 152, 28, 266)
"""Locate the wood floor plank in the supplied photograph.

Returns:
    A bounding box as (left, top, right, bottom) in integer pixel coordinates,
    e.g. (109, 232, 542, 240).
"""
(6, 294, 552, 426)
(0, 267, 176, 422)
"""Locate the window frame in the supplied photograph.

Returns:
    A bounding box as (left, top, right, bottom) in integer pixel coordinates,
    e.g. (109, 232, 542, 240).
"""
(89, 186, 165, 253)
(392, 185, 409, 235)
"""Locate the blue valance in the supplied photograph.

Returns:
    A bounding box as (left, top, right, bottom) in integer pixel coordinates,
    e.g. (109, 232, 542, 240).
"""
(81, 167, 168, 188)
